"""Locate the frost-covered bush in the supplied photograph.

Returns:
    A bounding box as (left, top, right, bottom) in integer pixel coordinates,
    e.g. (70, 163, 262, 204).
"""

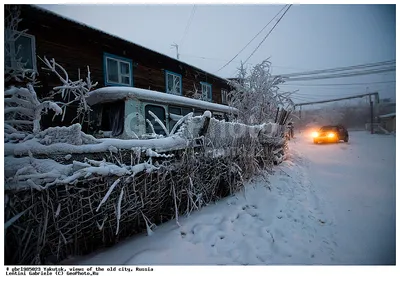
(228, 60, 294, 125)
(4, 85, 62, 135)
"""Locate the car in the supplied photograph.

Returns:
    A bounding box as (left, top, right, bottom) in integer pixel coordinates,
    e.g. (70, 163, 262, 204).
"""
(312, 125, 349, 144)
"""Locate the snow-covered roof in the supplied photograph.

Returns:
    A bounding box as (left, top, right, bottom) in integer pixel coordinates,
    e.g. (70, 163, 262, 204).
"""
(379, 112, 396, 119)
(30, 5, 231, 84)
(86, 87, 239, 114)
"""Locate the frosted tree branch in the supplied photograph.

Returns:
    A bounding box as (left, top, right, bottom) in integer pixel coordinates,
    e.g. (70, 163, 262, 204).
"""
(39, 56, 98, 124)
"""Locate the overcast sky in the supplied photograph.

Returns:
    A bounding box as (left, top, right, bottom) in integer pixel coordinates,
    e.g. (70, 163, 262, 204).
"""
(38, 4, 396, 104)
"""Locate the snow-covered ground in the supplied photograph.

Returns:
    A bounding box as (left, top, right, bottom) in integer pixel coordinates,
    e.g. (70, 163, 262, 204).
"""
(71, 130, 395, 265)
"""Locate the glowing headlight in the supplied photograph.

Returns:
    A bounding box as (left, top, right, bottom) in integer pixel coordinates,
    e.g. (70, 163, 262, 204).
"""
(328, 132, 335, 138)
(312, 132, 319, 138)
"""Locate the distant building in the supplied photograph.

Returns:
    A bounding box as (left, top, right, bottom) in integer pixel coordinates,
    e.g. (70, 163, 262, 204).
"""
(379, 112, 396, 133)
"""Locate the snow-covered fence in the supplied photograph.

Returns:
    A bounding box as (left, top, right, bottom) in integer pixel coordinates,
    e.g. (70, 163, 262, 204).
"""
(4, 115, 287, 265)
(4, 149, 260, 265)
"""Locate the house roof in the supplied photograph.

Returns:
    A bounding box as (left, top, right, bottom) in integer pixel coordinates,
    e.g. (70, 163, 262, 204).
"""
(379, 112, 396, 119)
(29, 5, 231, 85)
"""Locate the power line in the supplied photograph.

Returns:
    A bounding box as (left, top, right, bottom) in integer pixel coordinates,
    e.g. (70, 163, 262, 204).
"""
(243, 4, 292, 65)
(276, 60, 395, 78)
(283, 80, 396, 87)
(180, 5, 196, 47)
(291, 89, 387, 101)
(215, 4, 288, 73)
(283, 66, 395, 81)
(181, 53, 311, 71)
(291, 85, 389, 97)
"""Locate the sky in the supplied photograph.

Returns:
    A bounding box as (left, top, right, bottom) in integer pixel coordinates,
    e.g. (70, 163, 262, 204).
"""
(37, 3, 396, 105)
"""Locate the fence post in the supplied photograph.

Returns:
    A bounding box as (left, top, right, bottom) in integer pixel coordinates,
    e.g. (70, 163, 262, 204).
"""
(199, 116, 211, 137)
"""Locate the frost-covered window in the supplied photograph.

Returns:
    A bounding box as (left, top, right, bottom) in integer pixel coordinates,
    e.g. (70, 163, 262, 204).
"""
(104, 53, 133, 86)
(200, 82, 212, 102)
(165, 71, 182, 95)
(145, 104, 166, 135)
(6, 33, 36, 71)
(221, 89, 228, 104)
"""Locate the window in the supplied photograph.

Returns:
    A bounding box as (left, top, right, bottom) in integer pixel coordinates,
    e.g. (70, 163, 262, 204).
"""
(6, 33, 36, 71)
(221, 89, 229, 104)
(145, 104, 166, 135)
(165, 71, 182, 95)
(168, 106, 191, 131)
(104, 53, 133, 86)
(100, 101, 125, 137)
(200, 82, 212, 102)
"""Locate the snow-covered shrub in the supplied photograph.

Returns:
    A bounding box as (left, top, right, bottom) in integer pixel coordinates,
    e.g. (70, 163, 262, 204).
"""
(228, 60, 295, 125)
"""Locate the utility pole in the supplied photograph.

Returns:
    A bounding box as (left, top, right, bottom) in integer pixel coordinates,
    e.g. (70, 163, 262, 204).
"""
(299, 105, 302, 119)
(171, 43, 179, 60)
(369, 95, 374, 134)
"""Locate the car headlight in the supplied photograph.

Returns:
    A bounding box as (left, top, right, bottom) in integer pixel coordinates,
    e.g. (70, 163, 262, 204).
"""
(328, 132, 335, 138)
(312, 132, 319, 138)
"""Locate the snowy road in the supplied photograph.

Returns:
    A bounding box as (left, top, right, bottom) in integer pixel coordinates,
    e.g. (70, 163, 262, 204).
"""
(292, 130, 396, 264)
(73, 130, 395, 265)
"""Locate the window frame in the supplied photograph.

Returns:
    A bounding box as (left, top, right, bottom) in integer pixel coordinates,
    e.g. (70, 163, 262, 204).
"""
(7, 32, 37, 72)
(221, 89, 229, 104)
(103, 52, 133, 87)
(200, 82, 212, 102)
(165, 70, 182, 96)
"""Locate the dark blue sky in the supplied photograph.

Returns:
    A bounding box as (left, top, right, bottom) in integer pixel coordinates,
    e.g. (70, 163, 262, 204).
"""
(38, 4, 396, 103)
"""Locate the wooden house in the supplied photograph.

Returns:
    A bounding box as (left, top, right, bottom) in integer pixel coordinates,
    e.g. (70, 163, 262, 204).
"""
(6, 4, 233, 128)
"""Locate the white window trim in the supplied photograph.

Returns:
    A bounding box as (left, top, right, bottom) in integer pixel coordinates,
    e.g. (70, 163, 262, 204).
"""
(105, 55, 133, 86)
(7, 32, 37, 72)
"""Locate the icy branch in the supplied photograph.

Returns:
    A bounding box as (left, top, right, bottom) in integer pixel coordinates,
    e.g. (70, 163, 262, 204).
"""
(39, 56, 98, 124)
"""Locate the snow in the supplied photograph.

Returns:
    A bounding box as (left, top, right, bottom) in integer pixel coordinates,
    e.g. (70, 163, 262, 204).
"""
(5, 134, 188, 156)
(5, 86, 62, 134)
(85, 86, 239, 114)
(5, 153, 164, 191)
(294, 130, 396, 264)
(202, 110, 212, 118)
(66, 130, 395, 265)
